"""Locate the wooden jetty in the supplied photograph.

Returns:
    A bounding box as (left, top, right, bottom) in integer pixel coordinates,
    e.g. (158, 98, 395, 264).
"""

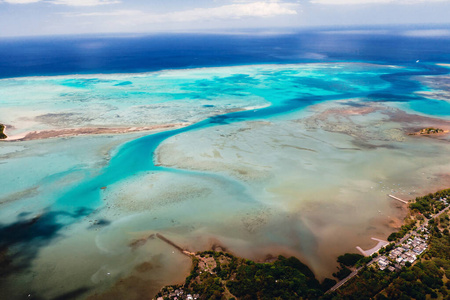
(388, 194, 409, 204)
(156, 233, 195, 257)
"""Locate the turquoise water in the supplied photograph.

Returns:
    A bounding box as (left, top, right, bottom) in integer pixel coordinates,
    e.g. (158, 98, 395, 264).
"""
(50, 62, 448, 216)
(1, 62, 450, 299)
(45, 63, 398, 211)
(1, 63, 399, 213)
(0, 63, 398, 135)
(408, 98, 450, 117)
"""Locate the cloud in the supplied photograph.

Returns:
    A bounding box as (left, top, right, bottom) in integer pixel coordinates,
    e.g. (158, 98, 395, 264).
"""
(1, 0, 40, 3)
(1, 0, 119, 5)
(50, 0, 119, 6)
(168, 2, 298, 20)
(231, 0, 283, 2)
(68, 1, 298, 21)
(310, 0, 447, 4)
(402, 29, 450, 37)
(71, 9, 140, 17)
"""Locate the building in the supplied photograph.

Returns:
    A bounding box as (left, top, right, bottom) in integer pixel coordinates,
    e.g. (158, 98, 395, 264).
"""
(378, 257, 389, 270)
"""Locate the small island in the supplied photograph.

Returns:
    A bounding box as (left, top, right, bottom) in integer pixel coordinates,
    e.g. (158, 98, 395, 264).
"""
(409, 127, 446, 136)
(0, 124, 7, 139)
(419, 127, 444, 134)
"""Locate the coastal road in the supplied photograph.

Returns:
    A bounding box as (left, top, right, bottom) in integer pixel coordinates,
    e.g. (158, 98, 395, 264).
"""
(328, 258, 378, 292)
(432, 206, 450, 220)
(328, 269, 360, 292)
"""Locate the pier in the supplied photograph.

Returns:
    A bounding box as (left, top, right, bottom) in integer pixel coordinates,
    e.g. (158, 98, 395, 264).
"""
(388, 194, 409, 204)
(156, 233, 195, 257)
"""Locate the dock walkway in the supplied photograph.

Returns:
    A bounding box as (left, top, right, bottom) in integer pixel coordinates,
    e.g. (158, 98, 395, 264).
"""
(388, 194, 409, 204)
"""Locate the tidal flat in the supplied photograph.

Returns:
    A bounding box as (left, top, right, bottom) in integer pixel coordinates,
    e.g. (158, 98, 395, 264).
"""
(1, 62, 450, 299)
(154, 99, 450, 276)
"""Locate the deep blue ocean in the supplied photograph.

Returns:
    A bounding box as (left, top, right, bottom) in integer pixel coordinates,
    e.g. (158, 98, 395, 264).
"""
(1, 28, 450, 79)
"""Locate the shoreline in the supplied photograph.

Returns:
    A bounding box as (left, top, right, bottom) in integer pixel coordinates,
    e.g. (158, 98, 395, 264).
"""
(0, 123, 190, 142)
(147, 186, 450, 299)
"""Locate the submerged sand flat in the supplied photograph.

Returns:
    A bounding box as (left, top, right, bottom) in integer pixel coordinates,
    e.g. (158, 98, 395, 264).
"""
(1, 62, 450, 299)
(154, 100, 450, 276)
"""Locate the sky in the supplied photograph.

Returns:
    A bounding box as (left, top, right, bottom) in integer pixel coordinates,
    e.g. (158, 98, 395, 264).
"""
(0, 0, 449, 37)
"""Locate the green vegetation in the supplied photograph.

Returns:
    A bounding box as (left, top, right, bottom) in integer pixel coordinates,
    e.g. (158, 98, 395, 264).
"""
(155, 252, 331, 300)
(227, 256, 323, 299)
(387, 218, 416, 241)
(409, 189, 450, 217)
(324, 266, 396, 299)
(0, 124, 6, 139)
(356, 256, 372, 267)
(408, 128, 445, 136)
(320, 278, 337, 292)
(420, 127, 444, 134)
(337, 253, 364, 267)
(332, 266, 352, 281)
(329, 253, 366, 282)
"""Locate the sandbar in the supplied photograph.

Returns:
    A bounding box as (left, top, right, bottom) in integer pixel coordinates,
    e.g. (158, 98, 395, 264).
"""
(1, 123, 190, 142)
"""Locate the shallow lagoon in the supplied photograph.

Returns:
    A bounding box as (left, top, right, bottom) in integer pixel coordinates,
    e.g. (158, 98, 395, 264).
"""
(1, 62, 450, 299)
